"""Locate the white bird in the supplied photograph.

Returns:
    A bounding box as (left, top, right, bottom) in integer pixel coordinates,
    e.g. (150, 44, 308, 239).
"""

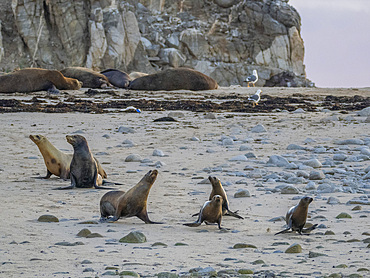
(245, 70, 258, 87)
(248, 89, 262, 107)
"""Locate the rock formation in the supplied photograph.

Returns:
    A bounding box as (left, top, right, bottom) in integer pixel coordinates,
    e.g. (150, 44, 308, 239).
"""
(0, 0, 313, 87)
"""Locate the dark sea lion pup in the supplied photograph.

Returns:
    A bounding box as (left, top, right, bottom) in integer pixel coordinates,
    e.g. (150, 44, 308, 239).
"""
(29, 134, 107, 180)
(184, 195, 224, 229)
(100, 69, 131, 88)
(100, 170, 162, 224)
(0, 68, 82, 94)
(55, 135, 113, 190)
(275, 196, 318, 235)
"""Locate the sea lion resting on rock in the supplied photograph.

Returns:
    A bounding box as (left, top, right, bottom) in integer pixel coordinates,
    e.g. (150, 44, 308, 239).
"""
(196, 176, 243, 219)
(60, 67, 111, 89)
(0, 68, 82, 94)
(100, 170, 162, 224)
(275, 196, 318, 235)
(29, 134, 107, 180)
(54, 135, 113, 190)
(184, 195, 224, 229)
(128, 68, 218, 91)
(100, 69, 131, 88)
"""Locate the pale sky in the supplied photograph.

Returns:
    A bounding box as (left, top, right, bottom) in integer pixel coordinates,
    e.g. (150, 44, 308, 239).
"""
(289, 0, 370, 87)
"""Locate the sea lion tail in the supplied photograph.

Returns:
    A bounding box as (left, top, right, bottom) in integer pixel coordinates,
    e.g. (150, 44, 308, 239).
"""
(225, 209, 244, 219)
(183, 222, 202, 227)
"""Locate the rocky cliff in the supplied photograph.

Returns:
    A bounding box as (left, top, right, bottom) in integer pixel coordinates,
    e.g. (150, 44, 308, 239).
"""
(0, 0, 313, 87)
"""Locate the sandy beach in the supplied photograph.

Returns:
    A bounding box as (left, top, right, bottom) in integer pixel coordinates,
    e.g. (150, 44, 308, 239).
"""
(0, 87, 369, 277)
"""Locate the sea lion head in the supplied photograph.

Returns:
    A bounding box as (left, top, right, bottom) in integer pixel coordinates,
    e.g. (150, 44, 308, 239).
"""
(66, 78, 83, 90)
(211, 194, 223, 204)
(300, 196, 313, 206)
(66, 134, 87, 147)
(29, 134, 46, 144)
(143, 169, 158, 183)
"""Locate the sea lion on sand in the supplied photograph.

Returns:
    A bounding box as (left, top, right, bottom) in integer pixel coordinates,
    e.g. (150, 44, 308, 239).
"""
(204, 176, 244, 219)
(29, 134, 107, 180)
(128, 68, 218, 91)
(184, 195, 224, 229)
(60, 67, 111, 89)
(100, 170, 162, 223)
(55, 135, 112, 190)
(275, 196, 318, 235)
(0, 68, 82, 94)
(100, 69, 131, 88)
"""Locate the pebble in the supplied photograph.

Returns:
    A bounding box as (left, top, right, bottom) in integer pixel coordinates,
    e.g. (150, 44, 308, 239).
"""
(308, 251, 328, 258)
(293, 108, 305, 113)
(222, 138, 234, 146)
(190, 136, 200, 141)
(305, 181, 316, 190)
(204, 113, 216, 119)
(233, 243, 257, 249)
(77, 228, 91, 237)
(55, 241, 84, 246)
(234, 189, 251, 198)
(287, 144, 306, 150)
(327, 197, 340, 204)
(297, 170, 309, 178)
(357, 107, 370, 116)
(125, 154, 142, 162)
(118, 271, 140, 277)
(335, 139, 364, 145)
(168, 112, 185, 118)
(333, 154, 348, 161)
(251, 124, 267, 133)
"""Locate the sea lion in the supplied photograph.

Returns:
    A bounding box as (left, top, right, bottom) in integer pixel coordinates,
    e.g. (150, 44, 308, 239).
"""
(100, 169, 161, 223)
(100, 69, 131, 88)
(128, 71, 148, 80)
(60, 67, 111, 88)
(54, 135, 112, 190)
(275, 196, 318, 235)
(29, 134, 107, 180)
(128, 68, 218, 91)
(184, 195, 224, 229)
(0, 68, 82, 94)
(205, 176, 244, 219)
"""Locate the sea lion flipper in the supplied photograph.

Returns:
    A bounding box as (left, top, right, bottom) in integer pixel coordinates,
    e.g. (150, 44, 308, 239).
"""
(47, 84, 60, 94)
(225, 209, 244, 220)
(302, 224, 318, 234)
(274, 227, 291, 235)
(53, 185, 75, 190)
(191, 212, 200, 217)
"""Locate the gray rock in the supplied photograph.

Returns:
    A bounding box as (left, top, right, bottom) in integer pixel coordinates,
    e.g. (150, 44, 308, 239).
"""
(296, 170, 309, 179)
(190, 136, 200, 141)
(251, 124, 267, 133)
(280, 185, 299, 194)
(239, 144, 253, 151)
(303, 159, 322, 168)
(333, 153, 348, 161)
(287, 144, 306, 150)
(267, 155, 290, 167)
(229, 155, 248, 162)
(37, 215, 59, 222)
(117, 126, 135, 134)
(309, 170, 325, 180)
(305, 181, 316, 190)
(317, 183, 336, 193)
(335, 139, 364, 145)
(327, 197, 340, 204)
(125, 154, 142, 162)
(119, 231, 147, 243)
(285, 243, 302, 253)
(204, 113, 216, 119)
(222, 138, 234, 146)
(234, 189, 251, 198)
(357, 107, 370, 116)
(168, 112, 185, 118)
(293, 108, 305, 113)
(153, 149, 165, 157)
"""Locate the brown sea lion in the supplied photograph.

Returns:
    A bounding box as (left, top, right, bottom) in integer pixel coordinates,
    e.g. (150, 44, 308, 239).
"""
(184, 195, 224, 229)
(100, 169, 162, 223)
(275, 196, 318, 235)
(60, 67, 111, 88)
(0, 68, 82, 94)
(29, 134, 107, 180)
(54, 135, 112, 190)
(128, 71, 148, 80)
(128, 68, 218, 91)
(205, 176, 243, 219)
(100, 69, 131, 88)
